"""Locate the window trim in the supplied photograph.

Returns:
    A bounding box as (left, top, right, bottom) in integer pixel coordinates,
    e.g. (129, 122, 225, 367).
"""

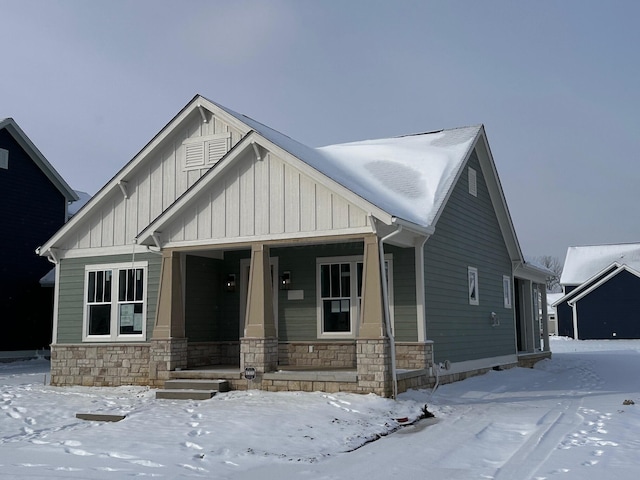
(316, 254, 394, 339)
(503, 275, 512, 309)
(82, 261, 148, 342)
(468, 266, 479, 305)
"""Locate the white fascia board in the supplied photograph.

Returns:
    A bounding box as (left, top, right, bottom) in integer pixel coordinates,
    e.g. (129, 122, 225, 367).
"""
(555, 262, 622, 306)
(137, 132, 393, 246)
(136, 132, 259, 245)
(1, 119, 78, 202)
(157, 227, 376, 250)
(51, 244, 156, 260)
(475, 128, 524, 263)
(514, 262, 550, 283)
(256, 135, 395, 226)
(39, 95, 252, 257)
(567, 264, 640, 306)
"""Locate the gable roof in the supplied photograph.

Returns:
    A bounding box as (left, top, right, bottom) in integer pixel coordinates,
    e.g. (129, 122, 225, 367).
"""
(553, 262, 640, 307)
(39, 95, 526, 263)
(201, 96, 481, 228)
(0, 118, 78, 202)
(560, 243, 640, 285)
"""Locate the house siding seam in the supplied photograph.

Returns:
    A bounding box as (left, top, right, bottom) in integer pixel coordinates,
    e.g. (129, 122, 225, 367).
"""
(424, 149, 515, 364)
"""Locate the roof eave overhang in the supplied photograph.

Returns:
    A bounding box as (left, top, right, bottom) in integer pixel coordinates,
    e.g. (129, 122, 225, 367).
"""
(38, 95, 248, 257)
(137, 131, 395, 247)
(1, 118, 78, 202)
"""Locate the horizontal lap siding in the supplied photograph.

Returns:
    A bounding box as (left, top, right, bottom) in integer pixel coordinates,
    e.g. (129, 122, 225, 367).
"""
(56, 254, 161, 344)
(425, 150, 515, 363)
(386, 246, 417, 341)
(274, 243, 364, 341)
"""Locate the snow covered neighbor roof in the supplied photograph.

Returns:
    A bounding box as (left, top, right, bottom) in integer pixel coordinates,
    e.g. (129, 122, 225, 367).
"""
(560, 243, 640, 285)
(208, 97, 479, 229)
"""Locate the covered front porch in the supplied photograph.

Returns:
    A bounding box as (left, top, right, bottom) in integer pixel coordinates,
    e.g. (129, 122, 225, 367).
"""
(147, 231, 435, 397)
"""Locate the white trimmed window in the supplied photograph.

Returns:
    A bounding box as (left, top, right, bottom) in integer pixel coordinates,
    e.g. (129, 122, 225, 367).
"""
(468, 266, 479, 305)
(468, 167, 477, 196)
(0, 148, 8, 169)
(317, 255, 393, 338)
(83, 262, 148, 341)
(182, 133, 231, 170)
(503, 275, 512, 308)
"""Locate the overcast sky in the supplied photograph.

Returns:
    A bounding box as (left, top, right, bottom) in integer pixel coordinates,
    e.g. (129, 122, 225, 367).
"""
(2, 0, 638, 261)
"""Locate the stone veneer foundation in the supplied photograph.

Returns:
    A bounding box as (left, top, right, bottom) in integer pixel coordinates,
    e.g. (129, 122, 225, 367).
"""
(277, 342, 356, 368)
(50, 343, 151, 387)
(187, 341, 240, 368)
(355, 339, 393, 397)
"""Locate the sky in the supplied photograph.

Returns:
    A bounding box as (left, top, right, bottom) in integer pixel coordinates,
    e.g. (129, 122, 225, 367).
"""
(1, 0, 639, 262)
(2, 338, 640, 479)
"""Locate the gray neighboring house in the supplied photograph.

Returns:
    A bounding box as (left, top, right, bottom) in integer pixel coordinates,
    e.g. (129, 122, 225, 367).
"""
(37, 95, 550, 397)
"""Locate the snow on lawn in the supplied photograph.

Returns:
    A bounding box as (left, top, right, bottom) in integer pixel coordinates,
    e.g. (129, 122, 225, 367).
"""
(2, 337, 640, 479)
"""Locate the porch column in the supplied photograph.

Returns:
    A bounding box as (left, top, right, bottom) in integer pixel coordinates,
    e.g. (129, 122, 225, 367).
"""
(356, 234, 392, 397)
(539, 284, 551, 352)
(240, 243, 278, 376)
(149, 249, 187, 385)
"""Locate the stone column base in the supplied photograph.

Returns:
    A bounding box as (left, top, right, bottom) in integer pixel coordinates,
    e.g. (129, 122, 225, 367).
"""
(356, 338, 392, 397)
(240, 337, 278, 381)
(149, 338, 188, 387)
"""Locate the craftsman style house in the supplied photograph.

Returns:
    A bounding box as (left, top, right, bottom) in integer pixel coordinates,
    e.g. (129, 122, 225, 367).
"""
(38, 95, 549, 396)
(0, 118, 78, 351)
(554, 243, 640, 339)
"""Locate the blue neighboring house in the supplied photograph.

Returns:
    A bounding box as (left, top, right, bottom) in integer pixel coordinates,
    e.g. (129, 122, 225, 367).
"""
(554, 243, 640, 339)
(0, 118, 78, 351)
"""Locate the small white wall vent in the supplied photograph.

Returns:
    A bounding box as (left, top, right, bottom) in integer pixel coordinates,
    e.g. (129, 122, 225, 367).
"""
(468, 167, 477, 197)
(182, 133, 231, 171)
(0, 148, 8, 169)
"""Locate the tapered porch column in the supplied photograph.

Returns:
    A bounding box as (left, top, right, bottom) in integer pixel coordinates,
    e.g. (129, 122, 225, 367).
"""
(149, 249, 187, 385)
(356, 234, 392, 397)
(241, 243, 278, 376)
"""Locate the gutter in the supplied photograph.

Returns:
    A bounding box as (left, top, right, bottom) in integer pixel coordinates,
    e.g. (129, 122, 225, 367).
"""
(379, 225, 403, 399)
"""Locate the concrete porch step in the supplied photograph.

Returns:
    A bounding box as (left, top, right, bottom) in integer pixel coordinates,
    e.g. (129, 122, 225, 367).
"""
(155, 389, 218, 400)
(163, 379, 230, 392)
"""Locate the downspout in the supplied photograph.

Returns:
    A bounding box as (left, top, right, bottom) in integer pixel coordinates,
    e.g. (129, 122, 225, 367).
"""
(569, 301, 579, 340)
(379, 224, 402, 399)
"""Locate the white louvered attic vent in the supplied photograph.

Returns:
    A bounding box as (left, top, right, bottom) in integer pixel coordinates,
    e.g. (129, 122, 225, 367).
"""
(0, 148, 8, 169)
(182, 133, 231, 171)
(468, 167, 477, 197)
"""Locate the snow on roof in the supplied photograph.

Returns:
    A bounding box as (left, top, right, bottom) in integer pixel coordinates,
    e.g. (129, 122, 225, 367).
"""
(560, 243, 640, 285)
(68, 190, 91, 216)
(205, 96, 480, 227)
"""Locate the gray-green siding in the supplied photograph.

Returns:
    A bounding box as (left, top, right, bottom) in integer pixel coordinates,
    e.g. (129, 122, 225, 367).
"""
(56, 253, 161, 344)
(425, 150, 516, 363)
(182, 242, 418, 343)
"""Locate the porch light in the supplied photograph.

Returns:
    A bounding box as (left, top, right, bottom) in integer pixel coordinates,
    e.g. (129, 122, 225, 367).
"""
(226, 274, 236, 292)
(280, 271, 291, 290)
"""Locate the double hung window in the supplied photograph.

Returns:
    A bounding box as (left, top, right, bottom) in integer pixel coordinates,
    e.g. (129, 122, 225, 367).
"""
(317, 256, 392, 338)
(84, 262, 147, 341)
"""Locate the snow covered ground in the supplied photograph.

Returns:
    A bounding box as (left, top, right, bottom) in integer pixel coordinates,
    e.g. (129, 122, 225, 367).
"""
(1, 337, 639, 479)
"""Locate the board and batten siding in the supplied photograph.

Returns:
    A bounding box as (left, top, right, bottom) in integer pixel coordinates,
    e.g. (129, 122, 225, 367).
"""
(56, 254, 161, 344)
(61, 111, 245, 250)
(424, 150, 515, 363)
(162, 150, 370, 245)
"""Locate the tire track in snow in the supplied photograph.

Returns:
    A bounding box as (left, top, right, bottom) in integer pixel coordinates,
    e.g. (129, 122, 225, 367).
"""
(492, 397, 585, 480)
